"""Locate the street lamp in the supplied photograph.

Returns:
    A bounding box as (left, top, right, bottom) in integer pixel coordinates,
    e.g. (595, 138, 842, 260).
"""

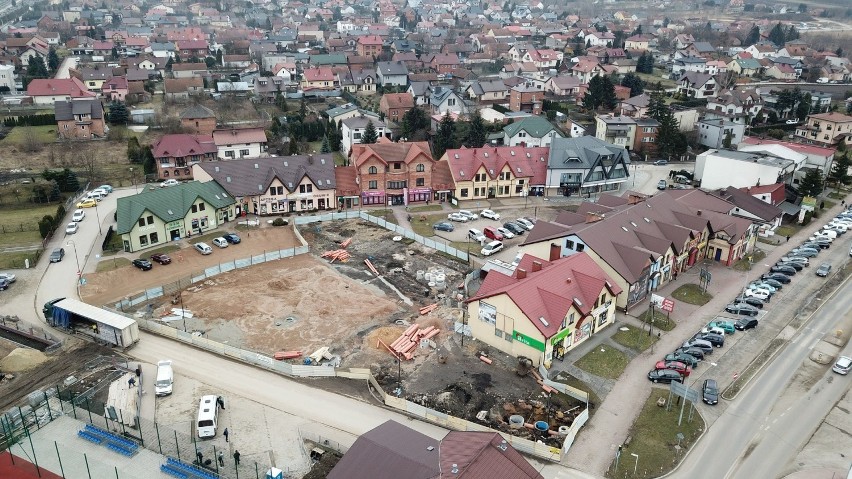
(66, 240, 81, 281)
(93, 202, 102, 235)
(631, 453, 639, 475)
(129, 167, 138, 194)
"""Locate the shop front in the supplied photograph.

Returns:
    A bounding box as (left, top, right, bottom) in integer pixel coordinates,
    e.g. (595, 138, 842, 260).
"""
(362, 190, 385, 206)
(406, 187, 432, 204)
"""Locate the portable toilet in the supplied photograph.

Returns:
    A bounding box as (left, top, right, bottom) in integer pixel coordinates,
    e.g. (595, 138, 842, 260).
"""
(266, 467, 284, 479)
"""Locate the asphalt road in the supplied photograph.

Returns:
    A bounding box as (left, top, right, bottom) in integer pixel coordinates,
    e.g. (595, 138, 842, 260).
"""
(674, 259, 852, 478)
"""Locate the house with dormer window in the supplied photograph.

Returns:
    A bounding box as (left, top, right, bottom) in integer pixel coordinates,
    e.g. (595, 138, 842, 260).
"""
(545, 136, 631, 197)
(442, 145, 549, 199)
(55, 99, 105, 140)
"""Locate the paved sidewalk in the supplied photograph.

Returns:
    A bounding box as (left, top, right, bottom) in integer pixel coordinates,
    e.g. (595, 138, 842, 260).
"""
(563, 200, 850, 476)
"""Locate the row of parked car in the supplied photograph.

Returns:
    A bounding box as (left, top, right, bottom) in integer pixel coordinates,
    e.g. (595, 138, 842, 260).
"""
(434, 209, 536, 257)
(0, 271, 16, 291)
(130, 233, 242, 271)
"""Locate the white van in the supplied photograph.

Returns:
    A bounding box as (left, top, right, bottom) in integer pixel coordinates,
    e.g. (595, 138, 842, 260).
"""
(86, 190, 106, 201)
(155, 360, 173, 396)
(196, 395, 219, 438)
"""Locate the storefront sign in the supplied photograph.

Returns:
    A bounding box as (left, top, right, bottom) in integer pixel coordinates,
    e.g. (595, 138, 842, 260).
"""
(362, 190, 385, 197)
(550, 327, 573, 345)
(513, 330, 545, 352)
(408, 187, 432, 194)
(166, 220, 182, 229)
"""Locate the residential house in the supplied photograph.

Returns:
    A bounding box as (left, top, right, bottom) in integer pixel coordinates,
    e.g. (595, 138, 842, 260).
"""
(193, 154, 336, 215)
(618, 93, 650, 118)
(379, 93, 415, 124)
(744, 43, 777, 60)
(301, 67, 336, 91)
(429, 86, 467, 116)
(705, 89, 763, 123)
(102, 76, 128, 102)
(706, 60, 729, 76)
(671, 57, 707, 76)
(727, 58, 761, 77)
(509, 84, 544, 115)
(430, 53, 460, 75)
(794, 112, 852, 147)
(116, 181, 237, 252)
(337, 67, 376, 94)
(765, 62, 797, 81)
(171, 62, 207, 79)
(546, 136, 631, 197)
(253, 76, 289, 102)
(695, 149, 799, 189)
(465, 79, 510, 103)
(697, 118, 746, 149)
(76, 67, 112, 91)
(503, 116, 564, 147)
(356, 35, 383, 57)
(443, 145, 549, 200)
(714, 187, 783, 231)
(341, 116, 391, 156)
(682, 42, 716, 58)
(467, 252, 621, 365)
(55, 99, 106, 140)
(326, 103, 378, 126)
(152, 134, 217, 179)
(633, 118, 659, 154)
(624, 34, 654, 51)
(545, 76, 581, 98)
(677, 73, 716, 99)
(583, 31, 615, 47)
(570, 59, 605, 84)
(408, 82, 431, 107)
(350, 140, 437, 205)
(376, 61, 409, 87)
(26, 78, 95, 105)
(164, 78, 204, 100)
(521, 48, 563, 70)
(179, 104, 217, 135)
(595, 115, 637, 151)
(0, 65, 14, 92)
(213, 128, 268, 159)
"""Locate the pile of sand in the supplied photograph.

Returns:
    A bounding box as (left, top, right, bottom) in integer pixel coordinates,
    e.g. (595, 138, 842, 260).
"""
(0, 348, 49, 372)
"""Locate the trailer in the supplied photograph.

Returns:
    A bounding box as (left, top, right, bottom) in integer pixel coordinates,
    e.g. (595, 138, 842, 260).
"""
(43, 298, 140, 348)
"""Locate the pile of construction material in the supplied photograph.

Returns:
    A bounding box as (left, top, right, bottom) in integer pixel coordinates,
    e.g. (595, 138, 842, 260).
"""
(416, 267, 448, 290)
(380, 324, 440, 360)
(321, 237, 353, 263)
(419, 303, 438, 315)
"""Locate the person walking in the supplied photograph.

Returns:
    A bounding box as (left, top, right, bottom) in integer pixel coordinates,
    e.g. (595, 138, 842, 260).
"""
(233, 450, 241, 466)
(223, 428, 229, 442)
(196, 451, 203, 465)
(218, 451, 224, 467)
(217, 396, 225, 410)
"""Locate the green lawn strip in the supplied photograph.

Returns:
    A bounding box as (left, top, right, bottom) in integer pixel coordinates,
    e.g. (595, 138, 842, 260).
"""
(0, 249, 42, 269)
(606, 393, 705, 478)
(0, 230, 42, 247)
(0, 126, 57, 146)
(732, 249, 766, 271)
(138, 244, 181, 260)
(365, 208, 397, 224)
(409, 205, 443, 213)
(671, 284, 713, 305)
(574, 346, 630, 380)
(95, 257, 131, 272)
(721, 338, 784, 400)
(822, 200, 836, 210)
(774, 225, 800, 238)
(410, 213, 447, 237)
(636, 309, 676, 332)
(612, 326, 659, 353)
(0, 202, 63, 225)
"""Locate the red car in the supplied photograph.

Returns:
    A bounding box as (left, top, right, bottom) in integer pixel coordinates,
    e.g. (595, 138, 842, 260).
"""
(150, 253, 172, 265)
(654, 360, 691, 377)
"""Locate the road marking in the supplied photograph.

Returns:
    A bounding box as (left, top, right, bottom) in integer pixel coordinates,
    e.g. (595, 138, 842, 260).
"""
(809, 339, 819, 350)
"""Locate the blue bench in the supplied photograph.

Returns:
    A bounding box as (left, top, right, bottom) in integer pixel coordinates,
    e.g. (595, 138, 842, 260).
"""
(84, 425, 139, 454)
(106, 443, 134, 457)
(166, 458, 219, 479)
(77, 430, 102, 444)
(160, 464, 189, 479)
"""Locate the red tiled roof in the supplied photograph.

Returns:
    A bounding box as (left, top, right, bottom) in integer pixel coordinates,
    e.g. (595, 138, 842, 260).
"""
(334, 165, 359, 196)
(356, 35, 383, 45)
(439, 431, 544, 479)
(26, 78, 95, 97)
(103, 76, 128, 90)
(212, 128, 267, 145)
(153, 134, 216, 158)
(470, 252, 621, 338)
(381, 93, 415, 109)
(176, 39, 208, 50)
(303, 66, 334, 82)
(739, 136, 835, 157)
(444, 146, 549, 185)
(350, 141, 433, 167)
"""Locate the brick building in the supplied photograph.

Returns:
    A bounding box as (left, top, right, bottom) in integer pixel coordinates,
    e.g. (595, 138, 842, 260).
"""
(356, 35, 383, 57)
(351, 140, 439, 206)
(152, 134, 217, 180)
(379, 93, 415, 124)
(179, 104, 217, 135)
(509, 85, 544, 115)
(55, 99, 106, 139)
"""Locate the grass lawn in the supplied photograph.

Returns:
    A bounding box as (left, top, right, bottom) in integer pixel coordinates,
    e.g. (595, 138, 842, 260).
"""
(612, 326, 659, 353)
(410, 205, 443, 213)
(365, 208, 397, 224)
(95, 257, 131, 272)
(822, 199, 836, 210)
(410, 213, 447, 237)
(636, 70, 677, 89)
(671, 284, 713, 305)
(606, 393, 705, 478)
(828, 191, 846, 200)
(636, 309, 676, 332)
(0, 203, 63, 246)
(574, 346, 630, 380)
(333, 152, 346, 166)
(732, 249, 766, 271)
(0, 249, 41, 269)
(0, 126, 57, 147)
(138, 244, 181, 260)
(775, 224, 800, 238)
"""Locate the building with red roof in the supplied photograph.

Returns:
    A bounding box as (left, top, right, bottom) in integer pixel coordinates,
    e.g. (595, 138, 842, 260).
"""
(301, 66, 336, 91)
(378, 93, 415, 123)
(356, 35, 383, 57)
(212, 128, 268, 160)
(26, 78, 94, 105)
(442, 146, 549, 200)
(102, 76, 128, 102)
(467, 252, 622, 365)
(350, 141, 442, 205)
(152, 134, 217, 180)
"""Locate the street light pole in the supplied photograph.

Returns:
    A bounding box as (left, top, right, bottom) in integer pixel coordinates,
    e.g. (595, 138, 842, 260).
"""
(631, 453, 639, 475)
(66, 240, 81, 281)
(94, 203, 102, 235)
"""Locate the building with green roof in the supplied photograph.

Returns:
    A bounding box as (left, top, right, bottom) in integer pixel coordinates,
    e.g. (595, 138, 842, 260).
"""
(116, 181, 237, 252)
(502, 116, 564, 147)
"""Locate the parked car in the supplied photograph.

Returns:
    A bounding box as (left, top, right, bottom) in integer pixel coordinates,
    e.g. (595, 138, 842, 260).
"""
(744, 288, 770, 301)
(49, 248, 65, 263)
(683, 339, 713, 354)
(776, 261, 803, 271)
(736, 296, 765, 309)
(734, 317, 759, 331)
(65, 222, 79, 234)
(695, 332, 725, 348)
(0, 273, 17, 283)
(457, 210, 479, 220)
(758, 277, 785, 289)
(161, 179, 180, 188)
(515, 218, 535, 231)
(481, 209, 500, 220)
(725, 303, 759, 316)
(76, 199, 97, 208)
(701, 325, 727, 336)
(653, 159, 669, 166)
(193, 242, 213, 255)
(648, 369, 683, 384)
(675, 346, 706, 361)
(779, 256, 809, 266)
(761, 273, 792, 284)
(448, 213, 470, 222)
(212, 237, 229, 248)
(664, 352, 699, 368)
(503, 222, 525, 235)
(132, 259, 153, 271)
(770, 264, 797, 276)
(789, 248, 818, 258)
(481, 241, 504, 256)
(816, 263, 832, 277)
(748, 282, 776, 294)
(785, 118, 799, 125)
(71, 209, 86, 222)
(655, 360, 691, 377)
(0, 278, 8, 290)
(702, 379, 719, 405)
(496, 227, 515, 239)
(707, 321, 736, 335)
(150, 253, 172, 265)
(433, 222, 454, 232)
(483, 226, 504, 241)
(223, 233, 241, 244)
(657, 179, 668, 190)
(803, 240, 831, 250)
(468, 228, 486, 243)
(832, 356, 852, 375)
(96, 184, 113, 193)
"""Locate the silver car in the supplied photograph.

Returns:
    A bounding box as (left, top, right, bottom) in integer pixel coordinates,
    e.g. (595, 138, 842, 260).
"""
(833, 356, 852, 375)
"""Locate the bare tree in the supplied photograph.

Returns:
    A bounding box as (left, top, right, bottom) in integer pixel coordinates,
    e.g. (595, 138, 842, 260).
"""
(21, 127, 42, 153)
(76, 150, 101, 184)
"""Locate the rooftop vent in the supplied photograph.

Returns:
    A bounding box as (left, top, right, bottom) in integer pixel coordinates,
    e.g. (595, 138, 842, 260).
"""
(254, 163, 259, 168)
(630, 221, 637, 227)
(326, 179, 331, 185)
(283, 161, 288, 167)
(288, 182, 293, 188)
(644, 217, 650, 223)
(167, 209, 173, 215)
(511, 150, 515, 156)
(454, 153, 459, 159)
(426, 446, 435, 451)
(258, 184, 263, 191)
(452, 464, 459, 474)
(460, 170, 465, 177)
(214, 166, 220, 172)
(574, 298, 583, 306)
(621, 226, 628, 232)
(484, 152, 489, 157)
(526, 152, 531, 158)
(321, 158, 326, 164)
(226, 176, 231, 182)
(539, 317, 549, 327)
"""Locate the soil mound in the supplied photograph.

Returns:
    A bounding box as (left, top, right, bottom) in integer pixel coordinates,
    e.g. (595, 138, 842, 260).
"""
(0, 348, 49, 372)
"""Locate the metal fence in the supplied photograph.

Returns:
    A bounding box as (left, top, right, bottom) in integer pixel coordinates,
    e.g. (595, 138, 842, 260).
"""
(0, 384, 282, 479)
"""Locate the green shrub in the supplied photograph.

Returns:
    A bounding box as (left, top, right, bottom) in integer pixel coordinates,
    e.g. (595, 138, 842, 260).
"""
(272, 217, 287, 226)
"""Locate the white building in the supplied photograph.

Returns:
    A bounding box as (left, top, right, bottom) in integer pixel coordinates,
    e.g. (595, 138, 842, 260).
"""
(0, 65, 15, 92)
(212, 128, 268, 160)
(696, 118, 746, 149)
(341, 116, 390, 156)
(695, 149, 800, 190)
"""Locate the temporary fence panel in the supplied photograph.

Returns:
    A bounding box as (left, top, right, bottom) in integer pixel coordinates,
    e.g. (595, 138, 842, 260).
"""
(561, 408, 589, 456)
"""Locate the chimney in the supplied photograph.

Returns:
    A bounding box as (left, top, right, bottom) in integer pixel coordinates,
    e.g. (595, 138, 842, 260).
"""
(516, 268, 527, 279)
(308, 154, 314, 164)
(532, 261, 542, 272)
(585, 212, 604, 223)
(697, 210, 702, 216)
(566, 278, 572, 284)
(627, 194, 643, 205)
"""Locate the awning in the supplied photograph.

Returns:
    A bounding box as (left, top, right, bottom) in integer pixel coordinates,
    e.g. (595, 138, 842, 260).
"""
(778, 201, 801, 215)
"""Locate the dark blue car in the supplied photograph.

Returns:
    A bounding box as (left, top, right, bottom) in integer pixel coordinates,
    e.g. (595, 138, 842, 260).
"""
(433, 222, 454, 232)
(223, 233, 241, 244)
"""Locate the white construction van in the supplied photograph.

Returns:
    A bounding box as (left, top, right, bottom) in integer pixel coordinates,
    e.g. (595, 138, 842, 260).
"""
(155, 360, 173, 396)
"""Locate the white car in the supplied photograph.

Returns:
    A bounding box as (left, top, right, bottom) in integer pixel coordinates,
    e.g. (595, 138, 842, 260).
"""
(161, 179, 180, 188)
(193, 242, 213, 255)
(481, 241, 504, 256)
(468, 228, 486, 243)
(0, 273, 16, 283)
(701, 326, 726, 336)
(481, 209, 500, 220)
(448, 212, 470, 222)
(65, 222, 79, 234)
(808, 233, 834, 243)
(71, 209, 86, 222)
(496, 227, 515, 239)
(825, 223, 847, 234)
(785, 118, 799, 125)
(211, 237, 229, 248)
(515, 218, 534, 231)
(457, 210, 479, 220)
(744, 288, 770, 301)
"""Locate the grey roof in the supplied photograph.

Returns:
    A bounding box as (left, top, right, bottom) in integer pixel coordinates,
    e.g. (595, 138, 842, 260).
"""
(376, 61, 409, 76)
(676, 56, 706, 64)
(705, 149, 793, 169)
(408, 81, 430, 96)
(547, 136, 630, 169)
(342, 116, 386, 129)
(714, 187, 783, 222)
(116, 181, 235, 234)
(429, 86, 459, 105)
(468, 79, 507, 95)
(692, 41, 715, 53)
(679, 72, 713, 87)
(54, 100, 103, 121)
(327, 420, 439, 479)
(326, 103, 359, 118)
(197, 155, 336, 197)
(180, 104, 216, 120)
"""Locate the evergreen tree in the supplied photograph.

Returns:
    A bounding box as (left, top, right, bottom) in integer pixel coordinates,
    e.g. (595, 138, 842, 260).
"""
(786, 25, 799, 41)
(744, 25, 760, 47)
(216, 49, 223, 66)
(798, 168, 824, 197)
(620, 73, 645, 97)
(299, 97, 307, 118)
(433, 112, 455, 159)
(796, 93, 812, 120)
(401, 107, 429, 140)
(828, 153, 851, 186)
(601, 76, 617, 110)
(47, 47, 59, 72)
(142, 146, 155, 174)
(649, 93, 685, 159)
(320, 134, 332, 153)
(361, 120, 378, 144)
(465, 111, 486, 148)
(26, 56, 48, 78)
(288, 138, 299, 155)
(64, 169, 80, 192)
(768, 23, 786, 46)
(205, 56, 216, 69)
(722, 131, 733, 149)
(108, 102, 129, 125)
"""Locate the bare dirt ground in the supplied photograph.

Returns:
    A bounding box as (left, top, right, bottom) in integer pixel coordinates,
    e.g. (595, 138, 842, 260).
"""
(81, 226, 300, 306)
